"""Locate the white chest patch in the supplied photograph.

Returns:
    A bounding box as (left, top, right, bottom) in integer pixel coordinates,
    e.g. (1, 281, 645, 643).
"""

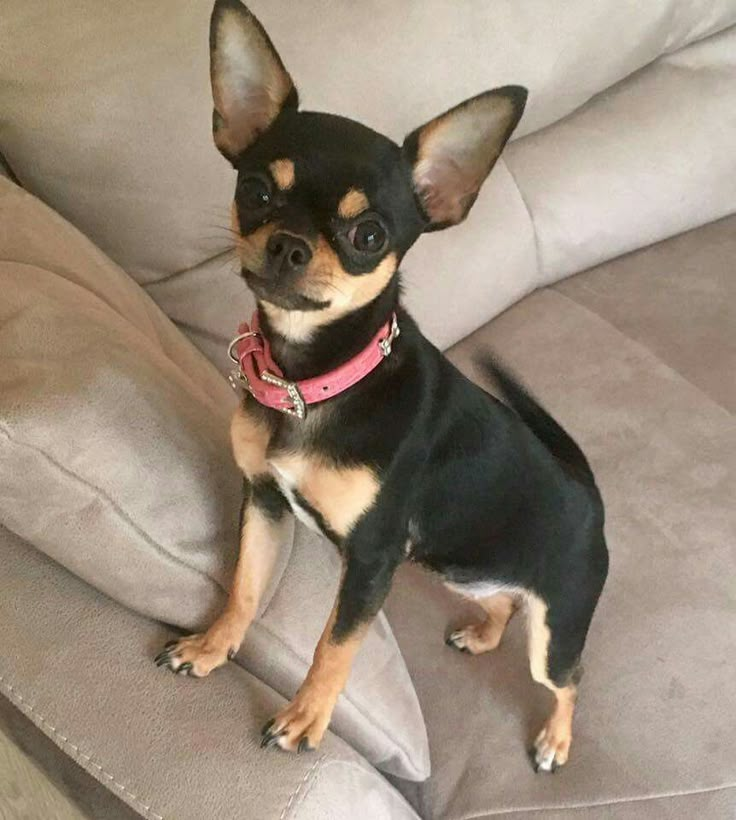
(269, 461, 323, 535)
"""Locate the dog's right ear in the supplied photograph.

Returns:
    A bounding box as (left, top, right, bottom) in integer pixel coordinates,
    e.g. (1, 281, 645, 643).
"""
(209, 0, 297, 163)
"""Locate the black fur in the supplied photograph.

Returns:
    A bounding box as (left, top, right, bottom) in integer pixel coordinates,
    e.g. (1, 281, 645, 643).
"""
(250, 475, 290, 522)
(213, 0, 607, 735)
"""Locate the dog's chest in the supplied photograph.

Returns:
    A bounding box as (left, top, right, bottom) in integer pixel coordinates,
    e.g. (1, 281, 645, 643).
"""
(268, 456, 321, 534)
(267, 450, 380, 541)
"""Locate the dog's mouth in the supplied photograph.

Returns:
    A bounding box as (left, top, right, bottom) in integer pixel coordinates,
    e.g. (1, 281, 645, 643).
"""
(242, 268, 330, 312)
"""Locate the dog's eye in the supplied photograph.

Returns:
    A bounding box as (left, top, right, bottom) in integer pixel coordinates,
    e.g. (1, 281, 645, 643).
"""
(238, 176, 272, 211)
(349, 220, 387, 254)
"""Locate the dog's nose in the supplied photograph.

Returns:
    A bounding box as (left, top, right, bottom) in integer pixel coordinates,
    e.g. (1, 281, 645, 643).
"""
(265, 233, 312, 277)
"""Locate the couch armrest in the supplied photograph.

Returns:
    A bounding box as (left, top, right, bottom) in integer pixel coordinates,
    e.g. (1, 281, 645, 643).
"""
(0, 526, 419, 820)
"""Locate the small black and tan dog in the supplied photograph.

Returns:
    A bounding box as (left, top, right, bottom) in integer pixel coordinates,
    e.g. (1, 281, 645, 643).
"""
(156, 0, 608, 772)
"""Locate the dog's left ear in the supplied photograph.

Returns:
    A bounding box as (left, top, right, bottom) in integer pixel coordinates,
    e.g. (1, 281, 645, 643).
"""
(209, 0, 297, 163)
(403, 86, 527, 230)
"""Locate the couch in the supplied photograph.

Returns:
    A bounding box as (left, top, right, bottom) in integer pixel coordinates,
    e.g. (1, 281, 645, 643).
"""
(1, 1, 735, 817)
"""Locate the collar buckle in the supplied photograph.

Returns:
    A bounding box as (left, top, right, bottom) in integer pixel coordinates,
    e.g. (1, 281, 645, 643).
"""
(260, 371, 307, 420)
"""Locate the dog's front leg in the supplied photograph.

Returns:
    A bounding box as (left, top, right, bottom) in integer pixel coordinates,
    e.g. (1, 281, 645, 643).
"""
(261, 544, 401, 753)
(155, 476, 289, 676)
(155, 403, 287, 676)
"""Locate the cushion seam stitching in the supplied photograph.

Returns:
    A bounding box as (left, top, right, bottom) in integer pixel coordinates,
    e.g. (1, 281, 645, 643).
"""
(0, 673, 164, 820)
(279, 754, 328, 820)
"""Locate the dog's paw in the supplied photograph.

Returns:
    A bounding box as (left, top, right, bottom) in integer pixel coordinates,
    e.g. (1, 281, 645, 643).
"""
(154, 633, 236, 678)
(531, 722, 571, 773)
(260, 691, 335, 754)
(445, 622, 500, 655)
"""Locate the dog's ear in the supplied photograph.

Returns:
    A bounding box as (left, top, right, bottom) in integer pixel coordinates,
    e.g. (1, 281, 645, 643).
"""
(403, 86, 527, 230)
(209, 0, 297, 163)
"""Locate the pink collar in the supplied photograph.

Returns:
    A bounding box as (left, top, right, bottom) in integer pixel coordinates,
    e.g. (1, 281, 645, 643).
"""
(227, 311, 400, 419)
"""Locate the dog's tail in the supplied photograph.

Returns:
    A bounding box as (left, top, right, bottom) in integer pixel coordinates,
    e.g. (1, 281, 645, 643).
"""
(475, 354, 595, 483)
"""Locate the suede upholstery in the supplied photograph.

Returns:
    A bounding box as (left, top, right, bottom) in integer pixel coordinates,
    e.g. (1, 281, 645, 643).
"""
(0, 527, 420, 820)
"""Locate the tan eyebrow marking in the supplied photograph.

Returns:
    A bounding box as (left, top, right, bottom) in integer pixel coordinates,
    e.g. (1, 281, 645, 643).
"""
(269, 159, 295, 191)
(338, 188, 369, 219)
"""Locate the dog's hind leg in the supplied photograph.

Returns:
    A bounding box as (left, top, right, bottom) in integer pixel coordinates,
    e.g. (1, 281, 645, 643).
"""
(446, 592, 518, 654)
(525, 589, 600, 772)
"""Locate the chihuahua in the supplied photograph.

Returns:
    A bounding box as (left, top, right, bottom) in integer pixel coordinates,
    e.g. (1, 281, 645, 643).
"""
(155, 0, 608, 773)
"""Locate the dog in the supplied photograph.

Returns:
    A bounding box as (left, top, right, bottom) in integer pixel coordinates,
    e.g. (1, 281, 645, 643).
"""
(155, 0, 608, 773)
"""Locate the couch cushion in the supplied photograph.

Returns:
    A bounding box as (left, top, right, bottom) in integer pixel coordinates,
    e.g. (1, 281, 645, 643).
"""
(0, 178, 429, 781)
(0, 178, 247, 628)
(383, 223, 736, 816)
(0, 527, 421, 819)
(555, 214, 736, 412)
(505, 26, 736, 284)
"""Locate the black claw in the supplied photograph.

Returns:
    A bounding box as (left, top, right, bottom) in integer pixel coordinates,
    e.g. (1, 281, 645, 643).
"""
(260, 718, 287, 749)
(444, 636, 454, 647)
(227, 648, 236, 661)
(154, 651, 172, 666)
(260, 719, 275, 748)
(178, 662, 193, 675)
(261, 731, 283, 749)
(297, 737, 312, 754)
(164, 639, 179, 650)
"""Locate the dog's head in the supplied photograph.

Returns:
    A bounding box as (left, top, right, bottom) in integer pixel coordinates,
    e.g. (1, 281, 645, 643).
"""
(211, 0, 526, 339)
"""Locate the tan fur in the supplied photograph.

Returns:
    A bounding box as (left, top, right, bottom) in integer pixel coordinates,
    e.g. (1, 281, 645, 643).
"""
(413, 95, 513, 224)
(211, 7, 293, 158)
(525, 592, 576, 768)
(231, 201, 244, 253)
(534, 685, 576, 768)
(337, 188, 369, 219)
(526, 593, 552, 684)
(267, 596, 368, 750)
(448, 592, 517, 654)
(159, 502, 286, 677)
(237, 222, 277, 272)
(270, 453, 380, 537)
(262, 248, 398, 341)
(231, 401, 271, 477)
(269, 159, 295, 191)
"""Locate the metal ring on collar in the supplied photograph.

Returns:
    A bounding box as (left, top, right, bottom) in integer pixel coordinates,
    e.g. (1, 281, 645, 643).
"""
(227, 331, 261, 364)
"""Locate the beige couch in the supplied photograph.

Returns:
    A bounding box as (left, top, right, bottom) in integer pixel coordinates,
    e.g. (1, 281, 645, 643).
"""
(1, 1, 735, 817)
